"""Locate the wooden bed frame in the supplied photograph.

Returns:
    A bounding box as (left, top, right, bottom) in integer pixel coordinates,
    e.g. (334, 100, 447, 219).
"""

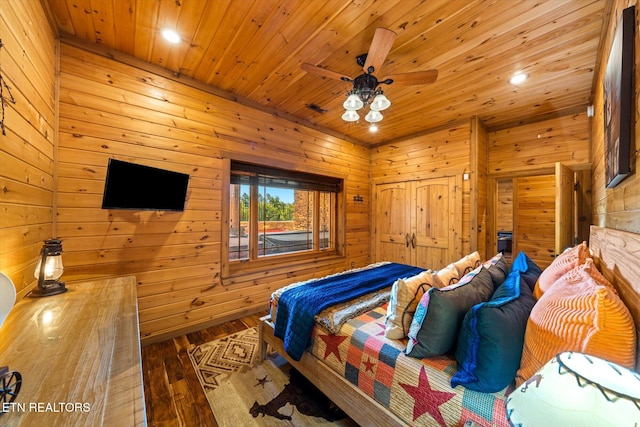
(258, 225, 640, 427)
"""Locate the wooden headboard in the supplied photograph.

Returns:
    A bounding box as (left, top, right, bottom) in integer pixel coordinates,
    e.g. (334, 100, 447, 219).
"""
(589, 225, 640, 370)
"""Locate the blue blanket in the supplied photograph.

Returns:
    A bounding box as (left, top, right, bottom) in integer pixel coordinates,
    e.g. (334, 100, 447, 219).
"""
(273, 262, 425, 360)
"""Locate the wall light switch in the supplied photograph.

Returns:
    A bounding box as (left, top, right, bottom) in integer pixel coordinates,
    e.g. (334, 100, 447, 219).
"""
(463, 173, 470, 180)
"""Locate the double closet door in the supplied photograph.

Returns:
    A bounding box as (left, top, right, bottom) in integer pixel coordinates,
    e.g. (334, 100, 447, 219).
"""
(374, 176, 462, 270)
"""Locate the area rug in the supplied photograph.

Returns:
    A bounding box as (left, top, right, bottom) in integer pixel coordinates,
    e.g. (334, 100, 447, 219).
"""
(188, 327, 357, 426)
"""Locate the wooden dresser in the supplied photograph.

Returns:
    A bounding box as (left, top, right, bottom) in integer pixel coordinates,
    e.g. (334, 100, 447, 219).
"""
(0, 276, 146, 426)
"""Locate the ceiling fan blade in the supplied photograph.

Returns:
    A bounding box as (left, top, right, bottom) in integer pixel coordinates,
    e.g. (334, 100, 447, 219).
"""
(301, 63, 350, 81)
(384, 70, 439, 85)
(363, 28, 397, 74)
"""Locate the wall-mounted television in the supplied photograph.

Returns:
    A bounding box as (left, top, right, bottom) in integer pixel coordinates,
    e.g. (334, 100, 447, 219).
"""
(101, 158, 189, 211)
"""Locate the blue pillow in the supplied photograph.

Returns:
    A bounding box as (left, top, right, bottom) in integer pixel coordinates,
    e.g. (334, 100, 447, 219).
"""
(450, 270, 536, 392)
(510, 251, 542, 292)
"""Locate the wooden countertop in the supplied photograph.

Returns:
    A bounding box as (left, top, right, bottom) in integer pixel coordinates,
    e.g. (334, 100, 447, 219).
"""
(0, 276, 146, 426)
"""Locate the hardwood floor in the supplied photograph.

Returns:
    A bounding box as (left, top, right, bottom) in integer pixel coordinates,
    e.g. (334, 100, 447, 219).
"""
(141, 311, 268, 427)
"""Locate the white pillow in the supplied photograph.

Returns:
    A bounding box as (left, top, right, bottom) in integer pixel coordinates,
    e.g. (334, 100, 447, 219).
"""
(385, 270, 433, 339)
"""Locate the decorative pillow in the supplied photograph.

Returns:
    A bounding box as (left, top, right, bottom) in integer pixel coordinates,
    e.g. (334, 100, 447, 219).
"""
(552, 258, 617, 294)
(385, 270, 434, 340)
(451, 270, 536, 392)
(406, 266, 494, 358)
(515, 273, 636, 386)
(433, 263, 460, 288)
(510, 251, 543, 292)
(533, 241, 590, 298)
(483, 252, 509, 289)
(453, 251, 482, 277)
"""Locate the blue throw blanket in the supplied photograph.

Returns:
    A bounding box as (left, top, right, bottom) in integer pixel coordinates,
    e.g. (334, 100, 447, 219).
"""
(274, 262, 425, 361)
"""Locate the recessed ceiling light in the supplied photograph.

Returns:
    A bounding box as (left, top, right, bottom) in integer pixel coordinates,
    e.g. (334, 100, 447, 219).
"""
(509, 72, 528, 85)
(162, 29, 181, 44)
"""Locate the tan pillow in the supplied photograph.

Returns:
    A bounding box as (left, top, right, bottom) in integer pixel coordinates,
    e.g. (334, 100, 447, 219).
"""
(453, 251, 482, 277)
(533, 242, 590, 298)
(433, 263, 459, 288)
(516, 273, 636, 386)
(385, 270, 433, 339)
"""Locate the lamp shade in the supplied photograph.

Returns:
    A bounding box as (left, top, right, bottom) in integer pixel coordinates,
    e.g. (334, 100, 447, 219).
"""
(365, 110, 383, 123)
(342, 110, 359, 122)
(31, 238, 67, 297)
(506, 352, 640, 427)
(369, 93, 391, 111)
(343, 93, 364, 111)
(34, 239, 64, 281)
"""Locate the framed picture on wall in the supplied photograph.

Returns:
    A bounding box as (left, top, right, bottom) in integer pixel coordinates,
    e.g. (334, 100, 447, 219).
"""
(603, 5, 634, 189)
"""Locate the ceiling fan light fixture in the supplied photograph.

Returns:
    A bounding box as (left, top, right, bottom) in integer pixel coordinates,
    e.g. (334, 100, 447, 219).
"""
(369, 124, 378, 132)
(342, 110, 360, 122)
(365, 110, 383, 123)
(370, 93, 391, 111)
(343, 93, 364, 110)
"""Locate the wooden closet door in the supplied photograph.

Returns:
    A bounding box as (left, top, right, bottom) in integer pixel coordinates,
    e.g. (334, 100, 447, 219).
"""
(374, 182, 412, 264)
(412, 176, 462, 269)
(374, 176, 462, 269)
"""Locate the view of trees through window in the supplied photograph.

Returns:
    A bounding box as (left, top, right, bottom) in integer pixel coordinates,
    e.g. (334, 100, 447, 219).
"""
(229, 184, 332, 260)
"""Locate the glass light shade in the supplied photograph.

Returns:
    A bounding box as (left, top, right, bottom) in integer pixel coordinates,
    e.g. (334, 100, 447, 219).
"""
(365, 110, 383, 123)
(343, 93, 364, 111)
(506, 352, 640, 427)
(369, 93, 391, 111)
(342, 110, 359, 122)
(31, 238, 67, 297)
(34, 254, 64, 281)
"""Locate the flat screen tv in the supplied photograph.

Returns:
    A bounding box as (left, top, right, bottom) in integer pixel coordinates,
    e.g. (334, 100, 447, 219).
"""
(101, 158, 189, 211)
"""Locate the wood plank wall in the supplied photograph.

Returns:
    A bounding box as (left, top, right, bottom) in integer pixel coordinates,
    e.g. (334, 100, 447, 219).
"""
(370, 121, 473, 260)
(488, 112, 591, 175)
(0, 0, 56, 298)
(591, 0, 640, 233)
(56, 43, 370, 344)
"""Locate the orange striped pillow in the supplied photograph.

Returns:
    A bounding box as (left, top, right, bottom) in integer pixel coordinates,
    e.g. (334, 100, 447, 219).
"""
(516, 274, 636, 386)
(555, 258, 617, 294)
(533, 241, 590, 298)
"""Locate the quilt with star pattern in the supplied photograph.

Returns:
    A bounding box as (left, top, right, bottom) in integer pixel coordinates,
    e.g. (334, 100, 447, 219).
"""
(305, 303, 510, 427)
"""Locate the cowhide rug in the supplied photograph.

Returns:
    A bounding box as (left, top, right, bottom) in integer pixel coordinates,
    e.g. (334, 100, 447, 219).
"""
(188, 327, 357, 426)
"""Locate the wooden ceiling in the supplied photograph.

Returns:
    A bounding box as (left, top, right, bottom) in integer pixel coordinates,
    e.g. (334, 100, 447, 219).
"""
(45, 0, 608, 145)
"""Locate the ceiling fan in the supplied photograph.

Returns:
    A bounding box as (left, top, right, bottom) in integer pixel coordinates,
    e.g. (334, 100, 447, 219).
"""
(302, 28, 438, 124)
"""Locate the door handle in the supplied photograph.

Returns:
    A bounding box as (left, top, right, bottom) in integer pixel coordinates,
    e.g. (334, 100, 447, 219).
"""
(411, 233, 417, 249)
(405, 233, 410, 248)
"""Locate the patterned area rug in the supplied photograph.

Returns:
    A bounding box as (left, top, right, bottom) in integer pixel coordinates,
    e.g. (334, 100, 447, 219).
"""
(188, 328, 357, 426)
(188, 327, 260, 391)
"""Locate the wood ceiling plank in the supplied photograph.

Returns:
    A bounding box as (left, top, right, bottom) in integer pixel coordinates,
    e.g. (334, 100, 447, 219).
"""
(132, 0, 160, 62)
(112, 0, 136, 54)
(164, 0, 222, 75)
(88, 0, 117, 47)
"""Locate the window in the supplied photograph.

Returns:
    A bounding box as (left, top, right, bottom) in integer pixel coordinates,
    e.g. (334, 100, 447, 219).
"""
(226, 161, 342, 271)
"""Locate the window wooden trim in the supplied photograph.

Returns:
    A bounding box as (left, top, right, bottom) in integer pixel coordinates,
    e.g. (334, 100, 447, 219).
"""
(221, 159, 346, 280)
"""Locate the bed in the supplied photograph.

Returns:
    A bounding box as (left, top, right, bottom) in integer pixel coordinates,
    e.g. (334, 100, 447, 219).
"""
(258, 226, 640, 427)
